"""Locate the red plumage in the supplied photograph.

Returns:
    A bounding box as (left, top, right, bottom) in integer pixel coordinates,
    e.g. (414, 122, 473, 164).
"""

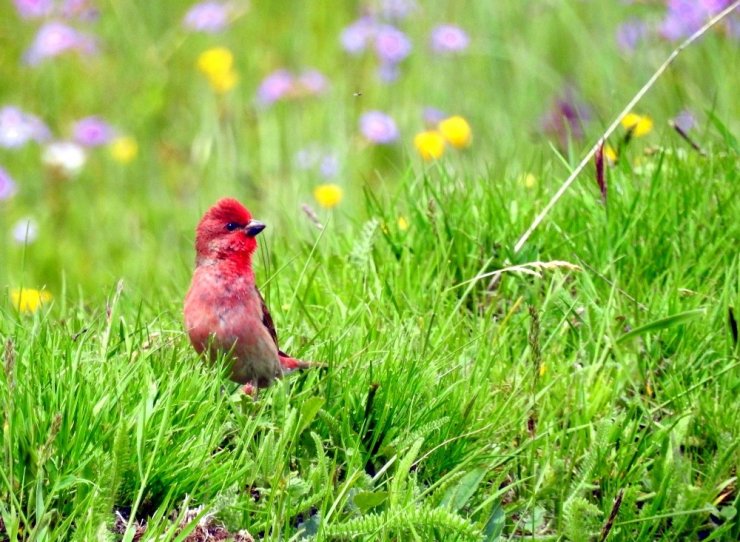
(183, 198, 310, 393)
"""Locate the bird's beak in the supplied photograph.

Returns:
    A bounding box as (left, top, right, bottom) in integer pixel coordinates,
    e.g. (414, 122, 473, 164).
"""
(245, 219, 266, 237)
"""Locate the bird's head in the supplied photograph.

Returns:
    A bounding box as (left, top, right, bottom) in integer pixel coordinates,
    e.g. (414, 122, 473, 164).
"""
(194, 198, 266, 264)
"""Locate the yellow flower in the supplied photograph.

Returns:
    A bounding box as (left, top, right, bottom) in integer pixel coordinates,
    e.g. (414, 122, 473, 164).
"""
(414, 130, 446, 161)
(621, 113, 653, 137)
(437, 115, 472, 148)
(397, 216, 409, 231)
(197, 47, 233, 77)
(604, 144, 618, 164)
(313, 183, 343, 209)
(10, 288, 52, 314)
(109, 136, 138, 164)
(209, 69, 238, 93)
(520, 173, 537, 189)
(197, 47, 238, 94)
(539, 363, 546, 377)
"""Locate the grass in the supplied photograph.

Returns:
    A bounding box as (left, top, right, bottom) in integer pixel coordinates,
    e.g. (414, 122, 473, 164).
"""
(1, 1, 739, 540)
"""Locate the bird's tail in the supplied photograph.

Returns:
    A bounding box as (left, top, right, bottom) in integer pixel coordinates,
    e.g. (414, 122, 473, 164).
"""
(278, 352, 323, 372)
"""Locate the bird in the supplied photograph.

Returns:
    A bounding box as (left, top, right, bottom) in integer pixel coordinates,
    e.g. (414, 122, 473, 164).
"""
(183, 198, 311, 394)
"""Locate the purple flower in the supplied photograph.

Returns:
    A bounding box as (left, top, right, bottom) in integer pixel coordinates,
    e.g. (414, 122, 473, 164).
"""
(183, 1, 230, 33)
(0, 166, 18, 201)
(539, 88, 591, 148)
(295, 146, 320, 170)
(13, 0, 54, 18)
(430, 24, 469, 53)
(256, 69, 295, 106)
(360, 111, 399, 144)
(24, 21, 96, 65)
(319, 153, 339, 178)
(377, 0, 418, 20)
(0, 106, 50, 148)
(73, 116, 114, 146)
(297, 69, 328, 95)
(374, 24, 411, 63)
(616, 19, 648, 52)
(60, 0, 99, 21)
(377, 61, 400, 83)
(423, 107, 446, 126)
(673, 109, 696, 132)
(660, 0, 732, 40)
(340, 17, 377, 54)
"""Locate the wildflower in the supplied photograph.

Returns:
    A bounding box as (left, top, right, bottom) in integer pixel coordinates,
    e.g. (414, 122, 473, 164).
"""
(520, 173, 537, 189)
(539, 88, 591, 148)
(296, 69, 328, 95)
(397, 216, 409, 230)
(313, 183, 343, 209)
(256, 69, 294, 105)
(374, 24, 411, 63)
(377, 0, 418, 20)
(616, 19, 648, 52)
(437, 115, 471, 148)
(197, 47, 238, 94)
(377, 61, 400, 83)
(294, 145, 320, 170)
(340, 17, 377, 54)
(12, 217, 39, 244)
(24, 21, 96, 65)
(430, 24, 470, 53)
(42, 141, 86, 176)
(604, 144, 618, 164)
(660, 0, 734, 40)
(0, 106, 50, 148)
(319, 153, 339, 179)
(672, 109, 696, 132)
(413, 130, 445, 160)
(13, 0, 54, 19)
(10, 288, 52, 314)
(0, 166, 18, 200)
(60, 0, 99, 21)
(183, 1, 230, 33)
(360, 111, 399, 144)
(73, 116, 114, 147)
(423, 107, 446, 126)
(621, 112, 653, 137)
(109, 136, 138, 163)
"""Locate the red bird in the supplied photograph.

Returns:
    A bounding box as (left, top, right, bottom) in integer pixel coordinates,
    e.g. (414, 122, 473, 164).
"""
(184, 198, 310, 393)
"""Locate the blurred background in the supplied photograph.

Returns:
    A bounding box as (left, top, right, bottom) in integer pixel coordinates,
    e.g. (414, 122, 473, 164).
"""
(0, 0, 738, 304)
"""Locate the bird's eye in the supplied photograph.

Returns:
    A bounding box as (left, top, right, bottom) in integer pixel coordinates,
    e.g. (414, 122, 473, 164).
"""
(225, 222, 240, 231)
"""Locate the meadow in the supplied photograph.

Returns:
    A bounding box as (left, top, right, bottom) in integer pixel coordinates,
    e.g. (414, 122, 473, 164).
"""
(1, 1, 739, 540)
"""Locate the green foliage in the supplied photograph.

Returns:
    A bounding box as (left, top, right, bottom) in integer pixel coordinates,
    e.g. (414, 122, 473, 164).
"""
(1, 1, 739, 541)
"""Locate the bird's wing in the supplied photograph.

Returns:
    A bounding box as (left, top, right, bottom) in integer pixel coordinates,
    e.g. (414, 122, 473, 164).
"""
(255, 285, 288, 356)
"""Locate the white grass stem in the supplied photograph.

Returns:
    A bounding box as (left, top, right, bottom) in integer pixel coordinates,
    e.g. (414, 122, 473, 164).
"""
(513, 1, 739, 253)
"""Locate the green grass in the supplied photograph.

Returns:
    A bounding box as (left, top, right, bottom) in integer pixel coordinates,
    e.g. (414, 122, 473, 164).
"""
(1, 1, 739, 540)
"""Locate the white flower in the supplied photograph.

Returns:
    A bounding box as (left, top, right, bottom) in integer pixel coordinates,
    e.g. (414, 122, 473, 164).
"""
(42, 141, 86, 176)
(12, 217, 39, 244)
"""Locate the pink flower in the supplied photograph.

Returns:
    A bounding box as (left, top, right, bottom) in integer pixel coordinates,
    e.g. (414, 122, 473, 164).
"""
(13, 0, 54, 19)
(183, 1, 230, 33)
(360, 111, 399, 144)
(24, 21, 97, 65)
(0, 106, 50, 148)
(374, 24, 411, 63)
(256, 69, 294, 106)
(340, 17, 377, 54)
(73, 116, 114, 146)
(0, 166, 18, 201)
(430, 24, 469, 53)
